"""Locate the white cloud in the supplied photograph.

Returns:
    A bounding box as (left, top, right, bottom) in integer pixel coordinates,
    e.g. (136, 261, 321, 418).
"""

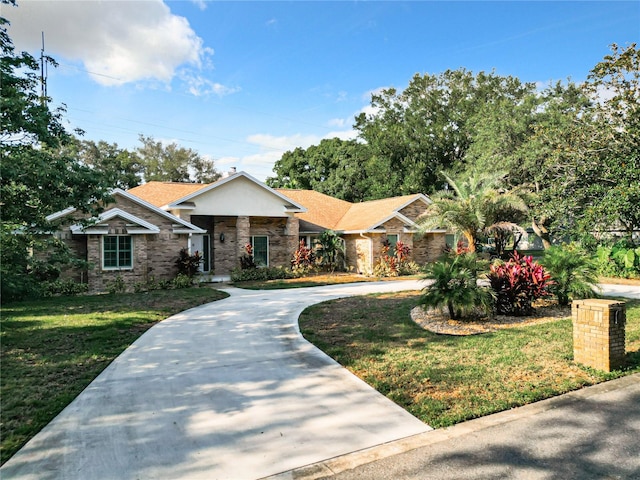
(191, 0, 208, 11)
(246, 133, 321, 153)
(327, 118, 347, 128)
(216, 130, 358, 180)
(180, 72, 240, 97)
(325, 129, 358, 141)
(4, 0, 218, 90)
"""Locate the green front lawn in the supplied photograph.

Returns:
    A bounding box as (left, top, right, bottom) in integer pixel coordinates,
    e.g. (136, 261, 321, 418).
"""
(0, 287, 229, 465)
(299, 292, 640, 428)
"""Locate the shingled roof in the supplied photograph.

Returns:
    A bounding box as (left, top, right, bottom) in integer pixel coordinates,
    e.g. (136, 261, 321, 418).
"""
(277, 189, 429, 233)
(127, 181, 211, 208)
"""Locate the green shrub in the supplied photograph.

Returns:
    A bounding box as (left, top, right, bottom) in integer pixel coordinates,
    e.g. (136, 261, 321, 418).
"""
(106, 275, 127, 294)
(541, 243, 599, 306)
(488, 252, 552, 316)
(172, 273, 194, 289)
(595, 239, 640, 278)
(421, 252, 493, 320)
(231, 266, 295, 282)
(43, 279, 89, 297)
(398, 261, 423, 276)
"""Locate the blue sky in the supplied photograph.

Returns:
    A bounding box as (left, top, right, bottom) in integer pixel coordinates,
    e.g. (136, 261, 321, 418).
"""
(6, 1, 640, 180)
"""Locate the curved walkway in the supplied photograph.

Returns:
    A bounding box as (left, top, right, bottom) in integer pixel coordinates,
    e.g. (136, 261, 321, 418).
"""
(1, 280, 431, 480)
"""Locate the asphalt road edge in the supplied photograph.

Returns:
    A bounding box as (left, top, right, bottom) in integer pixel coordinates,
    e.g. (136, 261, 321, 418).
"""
(261, 373, 640, 480)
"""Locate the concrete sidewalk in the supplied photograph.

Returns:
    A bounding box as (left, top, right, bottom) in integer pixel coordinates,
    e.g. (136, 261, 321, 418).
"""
(1, 280, 431, 480)
(271, 374, 640, 480)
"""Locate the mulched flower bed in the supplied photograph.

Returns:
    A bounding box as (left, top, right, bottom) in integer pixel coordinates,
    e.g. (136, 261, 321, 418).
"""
(411, 299, 571, 335)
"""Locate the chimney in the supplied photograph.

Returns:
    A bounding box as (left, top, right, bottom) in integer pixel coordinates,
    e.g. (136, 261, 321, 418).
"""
(222, 167, 238, 179)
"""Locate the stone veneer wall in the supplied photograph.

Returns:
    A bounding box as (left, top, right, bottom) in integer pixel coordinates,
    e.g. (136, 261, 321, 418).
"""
(248, 216, 298, 268)
(58, 196, 190, 293)
(399, 201, 428, 222)
(343, 220, 446, 274)
(344, 234, 370, 275)
(412, 233, 446, 264)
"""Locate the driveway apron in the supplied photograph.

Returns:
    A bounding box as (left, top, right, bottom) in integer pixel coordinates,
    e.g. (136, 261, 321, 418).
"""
(1, 280, 431, 480)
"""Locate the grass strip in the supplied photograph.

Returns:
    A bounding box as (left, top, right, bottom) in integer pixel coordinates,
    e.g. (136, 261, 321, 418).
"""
(299, 292, 640, 428)
(0, 287, 229, 465)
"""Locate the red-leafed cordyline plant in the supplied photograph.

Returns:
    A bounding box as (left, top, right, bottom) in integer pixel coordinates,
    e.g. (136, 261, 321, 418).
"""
(291, 240, 316, 274)
(239, 243, 256, 269)
(488, 251, 553, 316)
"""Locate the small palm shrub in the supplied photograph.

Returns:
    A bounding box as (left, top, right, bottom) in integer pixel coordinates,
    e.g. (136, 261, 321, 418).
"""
(421, 252, 493, 320)
(541, 243, 599, 306)
(317, 230, 345, 273)
(488, 251, 552, 316)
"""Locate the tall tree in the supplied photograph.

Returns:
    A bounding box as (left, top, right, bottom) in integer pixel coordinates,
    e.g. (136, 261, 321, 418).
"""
(136, 134, 221, 183)
(74, 139, 143, 190)
(354, 69, 536, 197)
(519, 44, 640, 243)
(1, 5, 111, 300)
(267, 138, 371, 202)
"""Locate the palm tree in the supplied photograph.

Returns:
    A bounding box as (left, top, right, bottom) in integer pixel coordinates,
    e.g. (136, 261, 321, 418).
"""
(316, 230, 345, 273)
(418, 171, 528, 253)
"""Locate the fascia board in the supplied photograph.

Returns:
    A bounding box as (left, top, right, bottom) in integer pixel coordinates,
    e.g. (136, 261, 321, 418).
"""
(113, 189, 204, 233)
(46, 206, 77, 222)
(395, 194, 432, 211)
(368, 212, 418, 231)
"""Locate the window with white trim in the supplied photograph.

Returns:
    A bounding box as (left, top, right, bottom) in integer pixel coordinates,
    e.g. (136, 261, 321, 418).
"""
(251, 236, 269, 267)
(103, 235, 133, 269)
(387, 234, 398, 256)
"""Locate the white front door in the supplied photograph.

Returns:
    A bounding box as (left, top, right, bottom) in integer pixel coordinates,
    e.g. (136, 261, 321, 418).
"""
(190, 234, 210, 272)
(190, 235, 204, 272)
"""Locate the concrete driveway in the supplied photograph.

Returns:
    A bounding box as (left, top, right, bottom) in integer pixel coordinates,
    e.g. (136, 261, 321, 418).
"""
(1, 280, 431, 480)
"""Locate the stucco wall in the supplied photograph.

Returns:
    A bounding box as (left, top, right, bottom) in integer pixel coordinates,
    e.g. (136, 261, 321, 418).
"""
(185, 176, 297, 217)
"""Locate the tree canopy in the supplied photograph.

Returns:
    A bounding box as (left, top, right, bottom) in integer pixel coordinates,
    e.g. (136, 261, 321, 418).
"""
(1, 9, 112, 300)
(136, 134, 221, 184)
(269, 44, 639, 246)
(267, 138, 369, 202)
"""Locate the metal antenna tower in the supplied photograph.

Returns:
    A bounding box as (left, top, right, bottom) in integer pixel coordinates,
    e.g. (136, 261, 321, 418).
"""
(39, 32, 48, 101)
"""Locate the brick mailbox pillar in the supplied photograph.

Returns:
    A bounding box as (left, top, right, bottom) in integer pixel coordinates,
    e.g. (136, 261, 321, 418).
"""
(572, 299, 626, 372)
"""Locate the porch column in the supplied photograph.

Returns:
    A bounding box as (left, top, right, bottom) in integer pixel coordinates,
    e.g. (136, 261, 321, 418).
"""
(236, 216, 251, 266)
(285, 216, 300, 257)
